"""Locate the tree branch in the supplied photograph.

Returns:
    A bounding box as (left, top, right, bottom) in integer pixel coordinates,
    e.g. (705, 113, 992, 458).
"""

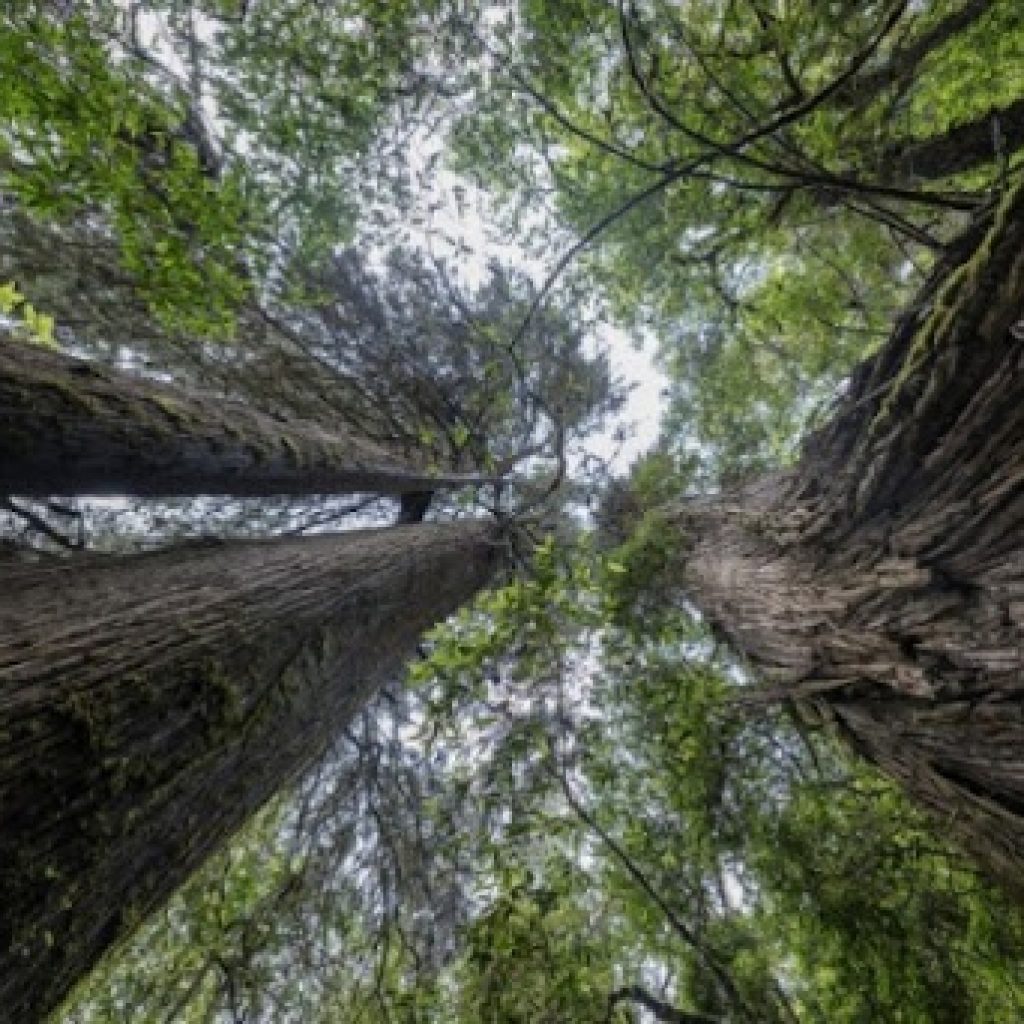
(835, 0, 995, 109)
(547, 760, 752, 1020)
(510, 1, 978, 346)
(2, 498, 82, 551)
(607, 985, 722, 1024)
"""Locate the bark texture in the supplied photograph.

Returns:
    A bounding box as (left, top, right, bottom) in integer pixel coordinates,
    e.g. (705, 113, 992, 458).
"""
(679, 177, 1024, 896)
(0, 520, 499, 1023)
(0, 342, 489, 497)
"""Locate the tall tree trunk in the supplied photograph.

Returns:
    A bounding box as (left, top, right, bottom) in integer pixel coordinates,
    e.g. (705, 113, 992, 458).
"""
(677, 179, 1024, 895)
(0, 342, 490, 497)
(0, 519, 499, 1022)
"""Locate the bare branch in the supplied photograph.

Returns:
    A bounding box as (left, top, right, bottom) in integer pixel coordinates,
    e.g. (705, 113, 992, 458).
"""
(3, 498, 82, 551)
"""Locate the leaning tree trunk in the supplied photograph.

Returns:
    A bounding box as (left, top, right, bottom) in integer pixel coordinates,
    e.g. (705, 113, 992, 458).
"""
(677, 178, 1024, 897)
(0, 341, 490, 497)
(0, 519, 499, 1023)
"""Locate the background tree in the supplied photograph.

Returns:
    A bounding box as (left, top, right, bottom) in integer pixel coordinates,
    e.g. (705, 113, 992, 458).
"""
(445, 0, 1022, 479)
(7, 2, 1024, 1022)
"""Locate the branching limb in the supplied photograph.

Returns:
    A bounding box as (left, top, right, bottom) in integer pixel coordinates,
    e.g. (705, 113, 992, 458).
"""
(2, 498, 83, 551)
(607, 985, 723, 1024)
(545, 757, 753, 1021)
(835, 0, 995, 110)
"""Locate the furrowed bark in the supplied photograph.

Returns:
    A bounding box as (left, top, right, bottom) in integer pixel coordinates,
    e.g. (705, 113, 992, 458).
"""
(0, 342, 494, 497)
(0, 520, 499, 1023)
(677, 177, 1024, 897)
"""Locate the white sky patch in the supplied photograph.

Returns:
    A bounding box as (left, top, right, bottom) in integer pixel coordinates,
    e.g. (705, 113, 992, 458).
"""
(395, 131, 666, 475)
(601, 324, 665, 469)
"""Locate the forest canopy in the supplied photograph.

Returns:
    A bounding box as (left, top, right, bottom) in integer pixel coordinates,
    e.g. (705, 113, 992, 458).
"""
(2, 2, 1024, 1023)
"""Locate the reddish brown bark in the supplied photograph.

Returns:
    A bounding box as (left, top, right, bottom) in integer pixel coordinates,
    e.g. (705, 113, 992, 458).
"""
(0, 520, 499, 1022)
(679, 179, 1024, 896)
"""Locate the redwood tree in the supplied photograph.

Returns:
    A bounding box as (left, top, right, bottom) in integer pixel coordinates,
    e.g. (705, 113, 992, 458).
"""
(0, 341, 491, 498)
(0, 520, 500, 1022)
(674, 178, 1024, 895)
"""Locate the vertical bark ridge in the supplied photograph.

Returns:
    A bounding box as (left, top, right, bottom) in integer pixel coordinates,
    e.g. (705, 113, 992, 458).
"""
(792, 174, 1024, 541)
(0, 342, 493, 497)
(0, 520, 500, 1023)
(678, 178, 1024, 897)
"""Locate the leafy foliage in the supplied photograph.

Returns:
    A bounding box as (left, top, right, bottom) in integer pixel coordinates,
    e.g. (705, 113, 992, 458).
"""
(9, 2, 1024, 1022)
(0, 279, 55, 346)
(446, 0, 1024, 479)
(0, 0, 436, 334)
(1, 4, 250, 332)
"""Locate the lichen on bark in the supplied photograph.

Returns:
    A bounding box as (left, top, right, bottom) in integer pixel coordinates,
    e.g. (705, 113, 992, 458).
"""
(0, 520, 500, 1023)
(675, 177, 1024, 899)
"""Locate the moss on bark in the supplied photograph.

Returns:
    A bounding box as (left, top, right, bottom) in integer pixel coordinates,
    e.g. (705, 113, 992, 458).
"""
(0, 520, 499, 1022)
(678, 179, 1024, 898)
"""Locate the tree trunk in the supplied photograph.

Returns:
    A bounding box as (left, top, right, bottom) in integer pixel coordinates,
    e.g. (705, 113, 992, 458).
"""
(0, 519, 499, 1023)
(835, 0, 995, 109)
(885, 96, 1024, 183)
(677, 178, 1024, 896)
(0, 342, 491, 497)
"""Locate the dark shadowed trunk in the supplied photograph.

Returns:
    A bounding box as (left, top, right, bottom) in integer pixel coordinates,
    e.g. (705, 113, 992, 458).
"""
(0, 520, 499, 1023)
(836, 0, 995, 109)
(0, 342, 491, 498)
(678, 178, 1024, 896)
(885, 96, 1024, 182)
